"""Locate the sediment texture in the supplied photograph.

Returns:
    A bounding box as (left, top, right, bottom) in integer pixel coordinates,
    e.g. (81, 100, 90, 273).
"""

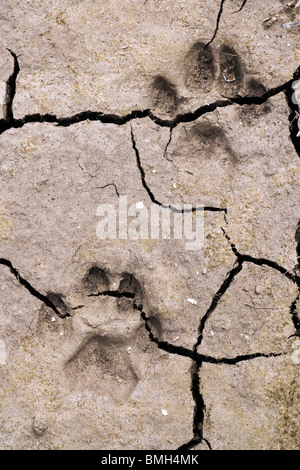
(0, 0, 299, 450)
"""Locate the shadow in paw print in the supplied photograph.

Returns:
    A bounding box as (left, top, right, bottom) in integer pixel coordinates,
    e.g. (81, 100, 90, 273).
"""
(239, 78, 271, 124)
(218, 44, 244, 94)
(151, 76, 178, 116)
(47, 292, 70, 317)
(65, 335, 139, 399)
(118, 273, 143, 307)
(184, 42, 215, 93)
(82, 266, 110, 294)
(168, 121, 237, 199)
(189, 122, 237, 163)
(144, 314, 163, 342)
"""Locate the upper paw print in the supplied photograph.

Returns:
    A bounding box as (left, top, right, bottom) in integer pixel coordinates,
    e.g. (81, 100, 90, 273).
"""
(149, 40, 270, 123)
(184, 41, 244, 95)
(134, 39, 298, 262)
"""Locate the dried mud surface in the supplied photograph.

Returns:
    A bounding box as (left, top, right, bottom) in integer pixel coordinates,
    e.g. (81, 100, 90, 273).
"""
(0, 0, 299, 450)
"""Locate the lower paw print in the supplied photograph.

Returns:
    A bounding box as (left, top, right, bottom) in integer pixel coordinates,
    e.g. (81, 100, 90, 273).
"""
(65, 335, 139, 400)
(63, 266, 157, 399)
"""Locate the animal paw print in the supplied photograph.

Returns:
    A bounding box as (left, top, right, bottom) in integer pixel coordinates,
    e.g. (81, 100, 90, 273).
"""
(133, 38, 296, 262)
(184, 41, 244, 95)
(151, 76, 179, 116)
(66, 334, 139, 400)
(150, 40, 270, 123)
(59, 266, 160, 400)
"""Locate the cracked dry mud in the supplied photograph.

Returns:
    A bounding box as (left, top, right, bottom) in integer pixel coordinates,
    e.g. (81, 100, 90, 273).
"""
(0, 0, 299, 451)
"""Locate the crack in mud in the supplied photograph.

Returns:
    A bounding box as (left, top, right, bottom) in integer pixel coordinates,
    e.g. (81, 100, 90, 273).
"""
(189, 259, 244, 448)
(87, 290, 135, 299)
(130, 126, 227, 214)
(235, 0, 249, 13)
(0, 258, 70, 318)
(0, 253, 294, 449)
(133, 298, 285, 450)
(133, 301, 283, 364)
(0, 99, 235, 134)
(0, 48, 299, 450)
(0, 50, 299, 137)
(195, 261, 244, 350)
(222, 228, 300, 338)
(94, 182, 120, 198)
(224, 65, 300, 108)
(174, 219, 300, 449)
(3, 49, 20, 122)
(288, 295, 300, 336)
(221, 229, 299, 286)
(206, 0, 227, 47)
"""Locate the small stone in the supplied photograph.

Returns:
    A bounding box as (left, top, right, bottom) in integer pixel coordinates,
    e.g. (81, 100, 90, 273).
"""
(0, 340, 6, 365)
(0, 80, 6, 106)
(32, 415, 48, 436)
(255, 284, 261, 294)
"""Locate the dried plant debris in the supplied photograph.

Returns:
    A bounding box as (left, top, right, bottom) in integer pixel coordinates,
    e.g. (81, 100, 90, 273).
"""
(263, 0, 300, 28)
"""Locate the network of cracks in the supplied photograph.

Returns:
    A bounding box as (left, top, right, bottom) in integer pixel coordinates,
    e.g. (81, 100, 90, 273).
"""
(0, 0, 300, 449)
